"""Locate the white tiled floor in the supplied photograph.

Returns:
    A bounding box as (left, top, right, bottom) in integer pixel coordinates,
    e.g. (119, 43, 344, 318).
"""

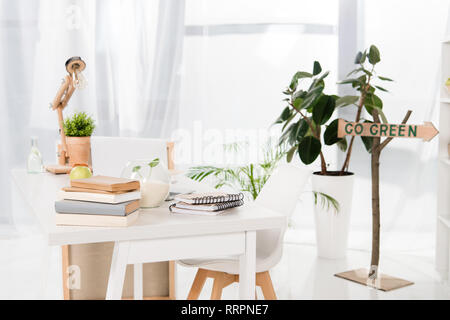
(1, 224, 450, 300)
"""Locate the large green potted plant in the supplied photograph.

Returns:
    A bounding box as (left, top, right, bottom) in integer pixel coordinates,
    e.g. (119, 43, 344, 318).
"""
(63, 111, 95, 166)
(275, 61, 355, 258)
(276, 46, 393, 259)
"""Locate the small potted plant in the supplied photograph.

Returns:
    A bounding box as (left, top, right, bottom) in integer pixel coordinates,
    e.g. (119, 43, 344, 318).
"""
(63, 111, 95, 166)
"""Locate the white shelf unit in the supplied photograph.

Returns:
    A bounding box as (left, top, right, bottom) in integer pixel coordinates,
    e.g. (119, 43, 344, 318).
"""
(435, 39, 450, 280)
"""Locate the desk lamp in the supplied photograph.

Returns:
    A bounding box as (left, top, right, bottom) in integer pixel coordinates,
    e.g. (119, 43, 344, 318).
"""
(47, 57, 87, 173)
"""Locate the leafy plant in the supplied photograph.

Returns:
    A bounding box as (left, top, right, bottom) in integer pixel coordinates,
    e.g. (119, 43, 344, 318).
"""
(275, 46, 398, 177)
(337, 44, 394, 173)
(63, 112, 95, 137)
(188, 141, 284, 200)
(132, 158, 160, 180)
(339, 45, 413, 279)
(275, 61, 348, 175)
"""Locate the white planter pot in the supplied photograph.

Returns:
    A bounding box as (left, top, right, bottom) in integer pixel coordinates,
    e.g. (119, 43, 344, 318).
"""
(312, 172, 354, 259)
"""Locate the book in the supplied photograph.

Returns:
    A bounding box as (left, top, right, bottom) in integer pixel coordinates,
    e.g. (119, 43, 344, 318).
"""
(58, 190, 141, 204)
(55, 199, 140, 216)
(169, 199, 244, 216)
(174, 192, 244, 205)
(62, 186, 130, 194)
(55, 210, 140, 227)
(70, 175, 140, 192)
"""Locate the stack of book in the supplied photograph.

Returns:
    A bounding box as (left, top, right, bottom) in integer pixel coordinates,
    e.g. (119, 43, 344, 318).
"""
(169, 192, 244, 216)
(55, 176, 141, 227)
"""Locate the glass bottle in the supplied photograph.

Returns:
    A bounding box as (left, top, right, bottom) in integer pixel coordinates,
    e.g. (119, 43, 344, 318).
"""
(27, 136, 43, 173)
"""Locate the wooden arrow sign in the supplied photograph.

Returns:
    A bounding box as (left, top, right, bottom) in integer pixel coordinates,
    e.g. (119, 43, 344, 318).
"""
(337, 119, 439, 141)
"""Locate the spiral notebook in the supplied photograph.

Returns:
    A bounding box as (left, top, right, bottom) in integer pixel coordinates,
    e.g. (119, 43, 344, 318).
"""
(174, 192, 244, 205)
(169, 199, 244, 216)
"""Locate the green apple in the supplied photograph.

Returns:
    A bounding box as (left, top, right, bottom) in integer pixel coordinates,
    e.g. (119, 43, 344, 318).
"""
(446, 78, 450, 86)
(70, 165, 92, 180)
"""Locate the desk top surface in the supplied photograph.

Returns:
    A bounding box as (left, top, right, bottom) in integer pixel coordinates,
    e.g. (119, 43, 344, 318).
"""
(11, 169, 285, 246)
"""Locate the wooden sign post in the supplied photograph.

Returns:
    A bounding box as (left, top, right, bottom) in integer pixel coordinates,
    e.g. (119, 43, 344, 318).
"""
(334, 115, 439, 291)
(337, 119, 439, 141)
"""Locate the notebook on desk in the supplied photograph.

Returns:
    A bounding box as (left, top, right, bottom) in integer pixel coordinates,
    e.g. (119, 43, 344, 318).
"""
(169, 199, 244, 216)
(174, 192, 244, 204)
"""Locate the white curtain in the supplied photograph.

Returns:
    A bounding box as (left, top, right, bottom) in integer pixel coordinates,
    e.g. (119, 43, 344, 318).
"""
(0, 0, 185, 224)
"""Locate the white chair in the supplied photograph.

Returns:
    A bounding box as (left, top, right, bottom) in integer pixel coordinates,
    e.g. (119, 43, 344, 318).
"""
(91, 136, 169, 177)
(178, 164, 311, 300)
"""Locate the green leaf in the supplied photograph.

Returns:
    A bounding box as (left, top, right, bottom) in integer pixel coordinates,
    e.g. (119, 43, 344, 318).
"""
(132, 165, 141, 173)
(274, 106, 291, 124)
(281, 112, 296, 131)
(301, 85, 324, 110)
(370, 105, 389, 123)
(286, 145, 297, 163)
(336, 95, 359, 108)
(346, 68, 363, 77)
(293, 89, 307, 100)
(289, 71, 313, 90)
(337, 137, 348, 152)
(357, 75, 367, 86)
(361, 68, 373, 77)
(361, 136, 374, 153)
(368, 45, 380, 65)
(361, 120, 374, 153)
(354, 51, 363, 64)
(360, 50, 367, 63)
(312, 95, 336, 125)
(375, 85, 388, 92)
(292, 97, 303, 109)
(337, 78, 361, 85)
(378, 76, 393, 82)
(148, 158, 160, 168)
(364, 93, 383, 114)
(324, 119, 340, 145)
(297, 136, 321, 165)
(288, 121, 301, 145)
(313, 61, 322, 76)
(316, 70, 330, 83)
(297, 118, 310, 140)
(281, 106, 291, 120)
(279, 120, 301, 146)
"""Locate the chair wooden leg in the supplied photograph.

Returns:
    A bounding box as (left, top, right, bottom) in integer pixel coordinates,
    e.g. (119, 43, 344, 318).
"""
(187, 268, 208, 300)
(210, 273, 225, 300)
(256, 271, 277, 300)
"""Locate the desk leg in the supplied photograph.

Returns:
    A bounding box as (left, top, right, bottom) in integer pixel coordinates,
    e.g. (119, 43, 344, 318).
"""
(106, 241, 130, 300)
(239, 231, 256, 300)
(134, 263, 143, 300)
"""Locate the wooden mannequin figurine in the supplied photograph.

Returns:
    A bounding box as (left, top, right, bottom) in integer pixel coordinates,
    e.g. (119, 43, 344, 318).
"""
(51, 57, 86, 167)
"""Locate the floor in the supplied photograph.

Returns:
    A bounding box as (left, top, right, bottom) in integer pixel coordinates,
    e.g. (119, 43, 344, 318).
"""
(1, 224, 449, 300)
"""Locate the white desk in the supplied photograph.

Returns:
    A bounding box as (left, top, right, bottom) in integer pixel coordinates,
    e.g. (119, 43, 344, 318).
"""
(11, 169, 286, 300)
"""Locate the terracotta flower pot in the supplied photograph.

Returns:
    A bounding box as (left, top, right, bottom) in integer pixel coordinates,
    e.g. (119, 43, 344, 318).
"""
(66, 136, 91, 167)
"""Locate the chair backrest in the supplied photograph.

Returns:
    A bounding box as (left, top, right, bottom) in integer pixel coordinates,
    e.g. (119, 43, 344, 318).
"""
(91, 136, 168, 177)
(254, 164, 311, 266)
